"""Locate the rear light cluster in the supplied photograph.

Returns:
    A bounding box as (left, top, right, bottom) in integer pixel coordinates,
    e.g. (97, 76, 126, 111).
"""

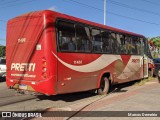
(42, 57, 47, 78)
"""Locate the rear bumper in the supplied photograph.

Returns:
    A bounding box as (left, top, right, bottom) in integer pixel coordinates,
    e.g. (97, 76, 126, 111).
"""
(6, 76, 57, 95)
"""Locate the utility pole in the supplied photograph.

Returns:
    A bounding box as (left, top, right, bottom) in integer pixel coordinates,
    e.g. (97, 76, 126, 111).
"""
(104, 0, 106, 25)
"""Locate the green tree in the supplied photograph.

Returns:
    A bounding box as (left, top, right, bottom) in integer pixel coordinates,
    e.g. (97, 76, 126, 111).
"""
(150, 37, 160, 48)
(0, 46, 6, 57)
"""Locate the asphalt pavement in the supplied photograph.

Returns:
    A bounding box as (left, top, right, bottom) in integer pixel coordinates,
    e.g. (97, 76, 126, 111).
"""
(42, 78, 160, 120)
(1, 77, 160, 120)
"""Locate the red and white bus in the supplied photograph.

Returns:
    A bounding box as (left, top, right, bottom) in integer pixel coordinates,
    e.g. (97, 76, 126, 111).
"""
(6, 10, 154, 95)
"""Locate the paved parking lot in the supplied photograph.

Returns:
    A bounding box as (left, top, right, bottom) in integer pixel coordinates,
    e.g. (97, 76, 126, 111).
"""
(43, 78, 160, 120)
(1, 77, 160, 120)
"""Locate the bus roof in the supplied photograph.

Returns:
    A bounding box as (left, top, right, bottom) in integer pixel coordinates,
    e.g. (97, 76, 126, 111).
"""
(8, 10, 145, 38)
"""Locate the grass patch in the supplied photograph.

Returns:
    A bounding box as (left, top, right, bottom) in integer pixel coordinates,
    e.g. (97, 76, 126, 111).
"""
(134, 77, 153, 86)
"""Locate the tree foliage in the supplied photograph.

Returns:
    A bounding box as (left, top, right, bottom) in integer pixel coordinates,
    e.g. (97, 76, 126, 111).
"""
(148, 36, 160, 58)
(149, 36, 160, 48)
(0, 46, 6, 57)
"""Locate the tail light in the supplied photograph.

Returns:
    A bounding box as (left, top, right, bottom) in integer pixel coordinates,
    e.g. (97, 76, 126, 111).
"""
(42, 57, 47, 78)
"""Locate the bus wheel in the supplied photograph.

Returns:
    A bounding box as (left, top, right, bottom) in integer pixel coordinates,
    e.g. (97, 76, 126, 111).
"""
(97, 77, 110, 95)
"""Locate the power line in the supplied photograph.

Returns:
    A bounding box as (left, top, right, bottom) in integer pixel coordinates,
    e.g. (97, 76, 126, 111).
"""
(108, 0, 160, 17)
(0, 0, 21, 6)
(64, 0, 160, 26)
(0, 19, 7, 23)
(0, 1, 35, 22)
(108, 11, 160, 26)
(65, 0, 103, 12)
(0, 0, 35, 9)
(0, 0, 8, 3)
(141, 0, 160, 6)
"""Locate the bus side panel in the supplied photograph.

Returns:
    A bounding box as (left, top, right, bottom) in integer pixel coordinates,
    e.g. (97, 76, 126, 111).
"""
(56, 53, 145, 94)
(113, 55, 143, 84)
(57, 53, 100, 94)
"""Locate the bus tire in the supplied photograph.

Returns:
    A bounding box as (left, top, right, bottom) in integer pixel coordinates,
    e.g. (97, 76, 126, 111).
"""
(97, 77, 110, 95)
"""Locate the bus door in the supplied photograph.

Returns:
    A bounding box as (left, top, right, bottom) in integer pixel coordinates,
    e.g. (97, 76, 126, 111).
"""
(143, 56, 148, 78)
(140, 37, 148, 78)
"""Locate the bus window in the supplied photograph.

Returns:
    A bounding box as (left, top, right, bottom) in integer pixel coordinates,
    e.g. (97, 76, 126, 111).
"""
(136, 38, 141, 55)
(110, 32, 117, 54)
(76, 24, 91, 52)
(116, 34, 125, 54)
(101, 31, 111, 53)
(125, 36, 132, 54)
(116, 34, 121, 53)
(140, 38, 145, 55)
(121, 35, 126, 54)
(132, 37, 138, 54)
(58, 21, 76, 52)
(92, 29, 102, 53)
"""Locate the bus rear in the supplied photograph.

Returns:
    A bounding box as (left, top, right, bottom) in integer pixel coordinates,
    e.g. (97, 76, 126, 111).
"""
(6, 11, 57, 95)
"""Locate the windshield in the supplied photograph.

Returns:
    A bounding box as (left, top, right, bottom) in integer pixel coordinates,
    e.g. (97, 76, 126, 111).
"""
(0, 59, 6, 64)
